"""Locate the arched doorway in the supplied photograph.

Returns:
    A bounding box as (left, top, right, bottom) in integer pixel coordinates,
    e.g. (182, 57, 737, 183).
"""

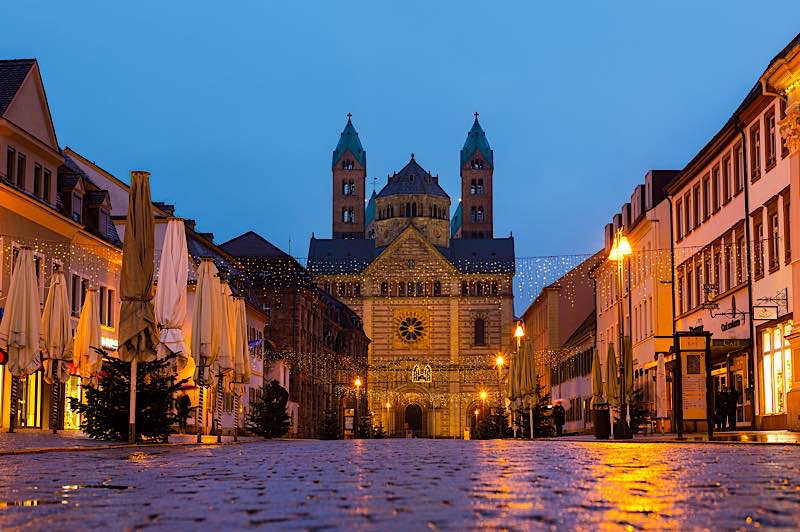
(404, 404, 423, 435)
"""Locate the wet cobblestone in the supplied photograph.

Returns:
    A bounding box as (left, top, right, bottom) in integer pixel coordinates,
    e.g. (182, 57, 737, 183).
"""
(1, 439, 799, 530)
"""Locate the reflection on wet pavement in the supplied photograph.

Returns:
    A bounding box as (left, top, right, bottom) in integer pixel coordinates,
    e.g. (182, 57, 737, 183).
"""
(0, 439, 799, 529)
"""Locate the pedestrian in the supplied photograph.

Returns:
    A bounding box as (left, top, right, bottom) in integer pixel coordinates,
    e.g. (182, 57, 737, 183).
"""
(715, 386, 727, 432)
(176, 389, 191, 434)
(727, 386, 740, 431)
(553, 401, 566, 437)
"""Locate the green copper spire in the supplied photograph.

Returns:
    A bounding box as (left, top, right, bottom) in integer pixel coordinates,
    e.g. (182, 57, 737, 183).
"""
(332, 113, 366, 169)
(365, 189, 377, 226)
(460, 112, 493, 168)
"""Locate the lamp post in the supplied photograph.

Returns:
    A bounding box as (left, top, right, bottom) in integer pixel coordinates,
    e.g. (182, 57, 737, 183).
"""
(385, 401, 391, 437)
(513, 321, 525, 438)
(354, 376, 362, 438)
(495, 353, 505, 404)
(608, 228, 633, 439)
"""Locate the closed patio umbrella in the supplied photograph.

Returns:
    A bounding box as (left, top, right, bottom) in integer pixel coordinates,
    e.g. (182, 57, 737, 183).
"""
(0, 247, 42, 432)
(118, 170, 159, 442)
(591, 347, 605, 407)
(656, 353, 667, 420)
(74, 289, 103, 387)
(606, 343, 619, 407)
(190, 258, 221, 442)
(41, 267, 73, 433)
(230, 296, 250, 441)
(154, 218, 189, 365)
(212, 280, 236, 441)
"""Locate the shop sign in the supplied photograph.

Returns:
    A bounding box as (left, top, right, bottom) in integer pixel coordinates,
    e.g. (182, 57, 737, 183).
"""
(753, 305, 778, 321)
(721, 319, 741, 331)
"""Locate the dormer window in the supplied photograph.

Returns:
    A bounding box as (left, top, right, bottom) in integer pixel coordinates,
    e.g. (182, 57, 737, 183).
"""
(99, 209, 110, 237)
(71, 192, 83, 223)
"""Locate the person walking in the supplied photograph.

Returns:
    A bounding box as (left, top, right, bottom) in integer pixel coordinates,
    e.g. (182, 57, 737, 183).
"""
(715, 386, 727, 432)
(553, 401, 566, 437)
(726, 385, 740, 432)
(177, 390, 191, 434)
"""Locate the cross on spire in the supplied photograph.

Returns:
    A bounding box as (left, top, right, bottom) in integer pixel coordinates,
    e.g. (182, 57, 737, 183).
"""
(474, 111, 479, 119)
(347, 112, 352, 120)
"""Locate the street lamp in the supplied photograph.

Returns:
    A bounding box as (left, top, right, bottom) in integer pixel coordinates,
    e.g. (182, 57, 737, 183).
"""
(608, 228, 633, 440)
(385, 401, 391, 436)
(474, 408, 480, 429)
(354, 376, 362, 438)
(512, 322, 525, 438)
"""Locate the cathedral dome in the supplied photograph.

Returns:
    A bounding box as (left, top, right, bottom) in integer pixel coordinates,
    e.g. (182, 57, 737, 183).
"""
(376, 155, 449, 199)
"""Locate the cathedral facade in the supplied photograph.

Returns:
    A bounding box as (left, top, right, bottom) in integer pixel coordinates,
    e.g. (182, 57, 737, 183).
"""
(308, 115, 515, 438)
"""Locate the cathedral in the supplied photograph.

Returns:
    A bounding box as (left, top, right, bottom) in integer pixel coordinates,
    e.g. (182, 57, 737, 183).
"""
(307, 114, 516, 438)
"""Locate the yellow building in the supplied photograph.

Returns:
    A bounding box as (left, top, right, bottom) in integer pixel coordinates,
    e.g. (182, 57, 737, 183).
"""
(308, 116, 516, 438)
(0, 59, 122, 431)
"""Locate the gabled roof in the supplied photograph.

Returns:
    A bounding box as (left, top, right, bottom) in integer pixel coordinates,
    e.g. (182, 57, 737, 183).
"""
(562, 310, 596, 349)
(376, 156, 449, 199)
(0, 59, 35, 116)
(307, 232, 515, 275)
(460, 115, 493, 168)
(332, 115, 366, 168)
(220, 230, 292, 258)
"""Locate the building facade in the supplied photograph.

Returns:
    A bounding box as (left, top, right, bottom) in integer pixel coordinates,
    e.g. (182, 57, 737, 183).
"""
(594, 171, 676, 429)
(308, 116, 516, 438)
(0, 60, 122, 432)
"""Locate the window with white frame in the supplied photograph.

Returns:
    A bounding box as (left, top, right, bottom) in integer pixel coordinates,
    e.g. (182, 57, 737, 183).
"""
(762, 322, 792, 415)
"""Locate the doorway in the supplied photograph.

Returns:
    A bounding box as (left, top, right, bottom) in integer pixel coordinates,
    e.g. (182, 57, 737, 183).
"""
(404, 404, 422, 436)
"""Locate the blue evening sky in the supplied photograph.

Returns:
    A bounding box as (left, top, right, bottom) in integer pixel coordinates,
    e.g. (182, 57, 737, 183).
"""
(4, 1, 800, 261)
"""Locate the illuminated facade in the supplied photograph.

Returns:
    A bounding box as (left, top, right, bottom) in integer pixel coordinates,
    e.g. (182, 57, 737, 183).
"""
(308, 115, 516, 438)
(0, 60, 122, 431)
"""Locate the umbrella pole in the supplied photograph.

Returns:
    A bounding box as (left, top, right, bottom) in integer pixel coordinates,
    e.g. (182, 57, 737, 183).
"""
(128, 359, 137, 443)
(52, 380, 59, 434)
(196, 358, 205, 444)
(9, 377, 17, 433)
(216, 368, 223, 443)
(233, 393, 239, 442)
(529, 406, 533, 439)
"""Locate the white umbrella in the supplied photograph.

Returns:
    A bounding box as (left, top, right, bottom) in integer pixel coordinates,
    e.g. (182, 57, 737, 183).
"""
(154, 218, 189, 363)
(212, 280, 236, 441)
(230, 296, 250, 441)
(41, 267, 73, 433)
(656, 353, 667, 419)
(190, 258, 221, 441)
(74, 289, 103, 387)
(0, 247, 42, 432)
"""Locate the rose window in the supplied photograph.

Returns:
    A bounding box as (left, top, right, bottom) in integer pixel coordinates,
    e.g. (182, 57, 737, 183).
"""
(398, 316, 425, 343)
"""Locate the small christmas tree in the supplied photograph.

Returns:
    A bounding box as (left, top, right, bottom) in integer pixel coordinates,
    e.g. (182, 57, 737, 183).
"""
(356, 413, 373, 439)
(616, 387, 650, 434)
(371, 422, 387, 439)
(246, 380, 291, 438)
(320, 407, 341, 440)
(531, 375, 555, 437)
(70, 352, 184, 442)
(487, 404, 510, 439)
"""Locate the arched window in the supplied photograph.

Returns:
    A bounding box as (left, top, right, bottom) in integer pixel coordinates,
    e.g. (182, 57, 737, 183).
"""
(477, 207, 484, 222)
(476, 282, 484, 296)
(474, 318, 486, 346)
(342, 209, 350, 223)
(470, 206, 477, 222)
(380, 282, 388, 296)
(407, 281, 414, 296)
(411, 203, 417, 216)
(491, 281, 498, 296)
(433, 280, 441, 296)
(477, 179, 484, 194)
(471, 179, 477, 195)
(398, 282, 406, 297)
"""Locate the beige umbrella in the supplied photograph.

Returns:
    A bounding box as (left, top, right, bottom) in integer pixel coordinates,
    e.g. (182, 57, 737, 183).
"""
(118, 170, 158, 442)
(41, 267, 73, 433)
(591, 347, 605, 406)
(154, 218, 189, 364)
(606, 343, 620, 407)
(190, 258, 221, 442)
(230, 296, 250, 441)
(656, 353, 667, 419)
(211, 280, 236, 441)
(0, 247, 42, 432)
(74, 289, 103, 387)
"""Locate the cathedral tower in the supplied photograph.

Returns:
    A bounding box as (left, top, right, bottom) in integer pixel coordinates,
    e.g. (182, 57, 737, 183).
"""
(332, 114, 366, 239)
(457, 113, 494, 239)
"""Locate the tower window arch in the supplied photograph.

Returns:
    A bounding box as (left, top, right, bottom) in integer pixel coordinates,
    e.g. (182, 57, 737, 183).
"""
(477, 179, 484, 194)
(474, 318, 486, 345)
(477, 206, 484, 222)
(470, 206, 477, 222)
(471, 179, 477, 195)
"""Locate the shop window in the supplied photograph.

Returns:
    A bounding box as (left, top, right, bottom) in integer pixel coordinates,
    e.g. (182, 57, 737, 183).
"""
(16, 371, 43, 428)
(762, 323, 793, 415)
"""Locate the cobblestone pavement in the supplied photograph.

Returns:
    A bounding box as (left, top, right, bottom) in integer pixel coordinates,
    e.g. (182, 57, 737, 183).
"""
(1, 439, 799, 530)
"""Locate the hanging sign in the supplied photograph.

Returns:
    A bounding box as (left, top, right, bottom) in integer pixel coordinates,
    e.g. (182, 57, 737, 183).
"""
(753, 305, 778, 321)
